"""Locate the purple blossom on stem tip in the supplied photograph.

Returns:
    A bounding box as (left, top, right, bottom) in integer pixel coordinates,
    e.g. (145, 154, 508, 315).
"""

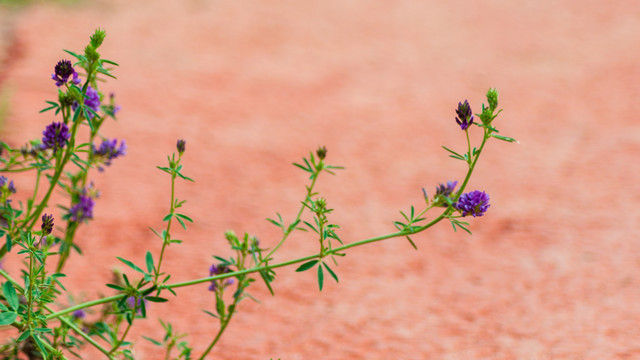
(455, 190, 490, 217)
(455, 100, 474, 130)
(51, 60, 81, 87)
(435, 180, 458, 198)
(92, 138, 126, 170)
(0, 176, 16, 194)
(41, 122, 70, 154)
(41, 214, 54, 235)
(176, 139, 186, 154)
(69, 195, 94, 222)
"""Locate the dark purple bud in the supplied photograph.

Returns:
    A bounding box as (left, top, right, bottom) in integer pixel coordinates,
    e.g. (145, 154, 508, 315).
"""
(41, 214, 54, 235)
(454, 190, 490, 217)
(176, 139, 186, 155)
(41, 122, 70, 154)
(455, 100, 474, 130)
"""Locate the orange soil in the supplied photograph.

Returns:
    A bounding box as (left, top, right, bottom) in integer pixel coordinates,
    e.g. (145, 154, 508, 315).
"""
(1, 1, 639, 359)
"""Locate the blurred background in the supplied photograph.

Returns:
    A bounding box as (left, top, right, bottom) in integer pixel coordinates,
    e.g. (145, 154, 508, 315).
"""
(1, 0, 639, 358)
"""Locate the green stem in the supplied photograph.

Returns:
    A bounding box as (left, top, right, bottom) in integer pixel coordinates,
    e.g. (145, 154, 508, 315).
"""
(0, 270, 111, 359)
(154, 162, 177, 284)
(262, 170, 320, 262)
(455, 129, 489, 200)
(24, 117, 82, 230)
(197, 300, 237, 360)
(56, 221, 78, 272)
(109, 320, 134, 355)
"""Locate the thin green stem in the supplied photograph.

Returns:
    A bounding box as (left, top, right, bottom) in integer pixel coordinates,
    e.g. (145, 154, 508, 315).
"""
(109, 320, 134, 355)
(263, 171, 320, 262)
(455, 129, 489, 200)
(0, 269, 109, 359)
(44, 294, 125, 320)
(197, 300, 236, 360)
(154, 163, 177, 284)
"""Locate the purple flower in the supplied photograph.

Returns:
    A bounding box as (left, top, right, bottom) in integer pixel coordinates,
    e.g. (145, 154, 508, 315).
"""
(41, 214, 54, 235)
(72, 86, 101, 119)
(208, 264, 234, 292)
(435, 180, 457, 198)
(0, 176, 16, 194)
(72, 309, 86, 320)
(51, 60, 81, 87)
(69, 195, 94, 222)
(455, 190, 490, 217)
(92, 138, 126, 170)
(455, 100, 474, 130)
(126, 296, 147, 315)
(41, 122, 70, 154)
(429, 180, 457, 207)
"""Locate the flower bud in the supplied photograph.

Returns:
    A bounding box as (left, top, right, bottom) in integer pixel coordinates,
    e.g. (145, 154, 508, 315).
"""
(41, 214, 54, 235)
(486, 88, 498, 111)
(177, 139, 186, 155)
(316, 146, 327, 160)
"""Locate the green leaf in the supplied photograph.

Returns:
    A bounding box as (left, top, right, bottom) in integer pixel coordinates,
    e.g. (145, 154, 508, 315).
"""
(323, 262, 339, 283)
(142, 336, 163, 346)
(266, 217, 282, 228)
(0, 311, 17, 325)
(145, 296, 168, 303)
(101, 58, 120, 66)
(146, 251, 155, 274)
(5, 233, 11, 253)
(106, 283, 125, 291)
(295, 260, 318, 272)
(162, 213, 173, 222)
(405, 236, 418, 250)
(33, 335, 47, 359)
(202, 309, 219, 319)
(117, 257, 146, 274)
(175, 213, 193, 223)
(317, 264, 324, 291)
(17, 329, 30, 341)
(3, 282, 18, 310)
(491, 133, 518, 143)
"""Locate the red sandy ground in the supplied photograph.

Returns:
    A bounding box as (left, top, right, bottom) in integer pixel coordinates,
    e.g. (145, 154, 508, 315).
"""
(1, 1, 639, 359)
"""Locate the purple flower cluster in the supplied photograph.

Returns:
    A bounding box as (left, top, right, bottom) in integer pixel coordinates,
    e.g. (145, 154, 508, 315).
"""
(208, 264, 234, 292)
(435, 180, 457, 198)
(69, 195, 95, 222)
(41, 214, 54, 235)
(455, 99, 474, 130)
(51, 60, 81, 87)
(455, 190, 490, 217)
(72, 86, 101, 119)
(92, 138, 126, 170)
(126, 296, 147, 315)
(0, 176, 16, 204)
(41, 122, 70, 153)
(72, 309, 86, 320)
